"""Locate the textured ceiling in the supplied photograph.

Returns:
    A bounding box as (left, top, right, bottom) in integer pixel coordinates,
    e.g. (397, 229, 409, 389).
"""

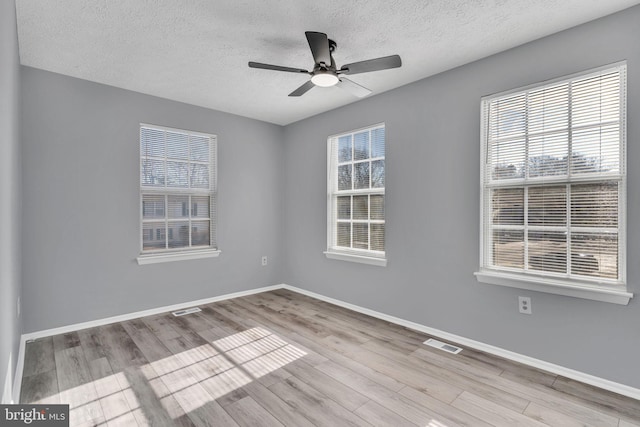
(15, 0, 640, 125)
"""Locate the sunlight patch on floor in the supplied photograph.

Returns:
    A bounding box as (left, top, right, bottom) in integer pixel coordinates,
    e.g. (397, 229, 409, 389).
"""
(147, 326, 306, 418)
(25, 327, 306, 425)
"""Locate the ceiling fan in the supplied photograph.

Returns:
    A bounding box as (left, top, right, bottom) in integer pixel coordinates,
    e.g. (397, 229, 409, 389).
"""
(248, 31, 402, 97)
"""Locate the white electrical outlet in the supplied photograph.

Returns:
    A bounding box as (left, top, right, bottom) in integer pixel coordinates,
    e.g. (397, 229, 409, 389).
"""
(261, 256, 268, 266)
(518, 296, 532, 314)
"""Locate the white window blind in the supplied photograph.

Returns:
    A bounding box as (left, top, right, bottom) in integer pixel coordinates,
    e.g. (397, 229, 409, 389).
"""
(140, 124, 217, 254)
(480, 64, 626, 288)
(327, 124, 385, 263)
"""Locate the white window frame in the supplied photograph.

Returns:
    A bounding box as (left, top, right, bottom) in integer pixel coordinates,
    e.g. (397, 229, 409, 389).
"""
(137, 124, 220, 265)
(475, 63, 632, 305)
(325, 123, 387, 267)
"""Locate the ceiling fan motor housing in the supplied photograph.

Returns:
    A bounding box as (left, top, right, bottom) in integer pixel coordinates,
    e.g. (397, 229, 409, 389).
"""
(328, 39, 337, 53)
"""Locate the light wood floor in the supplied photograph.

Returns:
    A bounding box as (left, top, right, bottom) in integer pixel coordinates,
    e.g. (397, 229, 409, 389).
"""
(20, 289, 640, 426)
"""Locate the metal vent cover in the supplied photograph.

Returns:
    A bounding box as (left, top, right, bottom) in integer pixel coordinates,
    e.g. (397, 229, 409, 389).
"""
(172, 307, 202, 317)
(424, 338, 462, 354)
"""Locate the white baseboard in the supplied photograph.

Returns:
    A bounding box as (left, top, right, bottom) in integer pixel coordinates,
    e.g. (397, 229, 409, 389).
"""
(280, 284, 640, 401)
(2, 354, 12, 404)
(12, 284, 282, 402)
(13, 283, 640, 402)
(12, 340, 23, 403)
(21, 285, 283, 341)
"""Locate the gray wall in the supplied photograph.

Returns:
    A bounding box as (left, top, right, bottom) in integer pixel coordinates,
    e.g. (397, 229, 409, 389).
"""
(21, 68, 285, 333)
(282, 6, 640, 388)
(0, 0, 22, 402)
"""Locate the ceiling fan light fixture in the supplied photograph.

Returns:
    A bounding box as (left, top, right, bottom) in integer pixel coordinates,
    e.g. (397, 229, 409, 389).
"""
(311, 72, 339, 87)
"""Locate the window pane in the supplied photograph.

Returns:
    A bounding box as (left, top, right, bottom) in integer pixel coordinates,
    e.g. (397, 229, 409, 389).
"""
(337, 196, 351, 220)
(528, 132, 568, 177)
(166, 131, 189, 160)
(528, 186, 566, 226)
(338, 165, 352, 190)
(528, 83, 568, 135)
(370, 195, 384, 220)
(168, 195, 189, 218)
(491, 188, 523, 225)
(528, 231, 567, 273)
(141, 127, 165, 158)
(191, 221, 210, 247)
(167, 161, 189, 187)
(489, 93, 526, 140)
(190, 135, 210, 162)
(143, 223, 166, 250)
(353, 223, 369, 249)
(168, 221, 189, 248)
(337, 223, 351, 247)
(142, 194, 165, 219)
(490, 138, 525, 180)
(371, 160, 385, 188)
(571, 233, 617, 279)
(354, 162, 370, 189)
(571, 183, 618, 227)
(192, 196, 210, 219)
(371, 128, 385, 158)
(572, 125, 620, 174)
(572, 71, 620, 128)
(353, 195, 368, 220)
(371, 224, 384, 251)
(190, 164, 210, 189)
(492, 230, 523, 269)
(141, 159, 165, 186)
(338, 136, 352, 162)
(572, 71, 621, 174)
(354, 131, 369, 160)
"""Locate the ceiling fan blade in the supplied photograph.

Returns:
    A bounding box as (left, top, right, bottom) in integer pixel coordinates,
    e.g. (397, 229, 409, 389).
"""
(289, 80, 316, 97)
(248, 62, 309, 74)
(337, 77, 371, 98)
(305, 31, 331, 66)
(339, 55, 402, 75)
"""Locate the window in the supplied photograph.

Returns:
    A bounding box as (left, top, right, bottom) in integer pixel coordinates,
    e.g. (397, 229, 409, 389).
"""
(325, 124, 386, 266)
(476, 63, 630, 304)
(137, 124, 219, 264)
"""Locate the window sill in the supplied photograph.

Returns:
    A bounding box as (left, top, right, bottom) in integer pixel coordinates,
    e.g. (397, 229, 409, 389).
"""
(324, 251, 387, 267)
(137, 249, 221, 265)
(474, 270, 632, 305)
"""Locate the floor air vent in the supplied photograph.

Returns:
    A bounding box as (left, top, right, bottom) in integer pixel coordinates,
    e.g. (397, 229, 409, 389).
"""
(424, 338, 462, 354)
(172, 307, 202, 317)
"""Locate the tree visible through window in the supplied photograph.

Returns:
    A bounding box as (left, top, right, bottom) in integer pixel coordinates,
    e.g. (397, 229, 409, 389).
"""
(480, 64, 626, 287)
(140, 125, 217, 254)
(327, 124, 385, 263)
